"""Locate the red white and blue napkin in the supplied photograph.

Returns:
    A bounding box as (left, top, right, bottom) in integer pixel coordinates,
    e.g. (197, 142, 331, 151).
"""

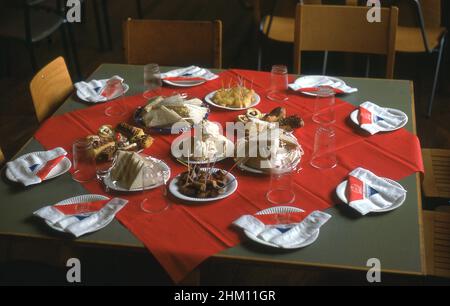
(6, 147, 67, 186)
(233, 210, 331, 248)
(358, 102, 407, 135)
(75, 75, 124, 103)
(34, 198, 128, 237)
(289, 76, 358, 94)
(346, 167, 407, 215)
(161, 66, 218, 82)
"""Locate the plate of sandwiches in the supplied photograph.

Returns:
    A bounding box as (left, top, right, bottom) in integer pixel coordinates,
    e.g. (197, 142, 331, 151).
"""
(134, 95, 209, 134)
(169, 166, 238, 203)
(235, 128, 303, 175)
(205, 85, 260, 111)
(85, 123, 154, 162)
(103, 151, 171, 192)
(171, 120, 235, 165)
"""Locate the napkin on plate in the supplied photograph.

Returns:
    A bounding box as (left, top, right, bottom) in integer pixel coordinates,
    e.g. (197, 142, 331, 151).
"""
(75, 75, 124, 103)
(34, 198, 128, 238)
(160, 66, 218, 82)
(357, 101, 407, 135)
(6, 147, 67, 186)
(289, 76, 358, 94)
(233, 210, 331, 248)
(346, 167, 406, 215)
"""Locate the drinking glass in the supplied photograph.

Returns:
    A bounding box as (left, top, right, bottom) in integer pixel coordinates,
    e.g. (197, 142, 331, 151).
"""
(72, 139, 97, 183)
(265, 153, 298, 205)
(104, 81, 128, 117)
(266, 65, 289, 102)
(310, 126, 338, 169)
(312, 86, 336, 125)
(141, 162, 170, 214)
(143, 63, 162, 99)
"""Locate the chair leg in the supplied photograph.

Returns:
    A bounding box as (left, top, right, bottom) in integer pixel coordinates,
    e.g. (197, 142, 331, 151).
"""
(101, 0, 112, 51)
(257, 45, 263, 71)
(92, 0, 105, 51)
(365, 55, 371, 78)
(427, 34, 446, 117)
(322, 51, 328, 75)
(60, 26, 70, 65)
(27, 42, 38, 73)
(136, 0, 143, 18)
(66, 23, 82, 81)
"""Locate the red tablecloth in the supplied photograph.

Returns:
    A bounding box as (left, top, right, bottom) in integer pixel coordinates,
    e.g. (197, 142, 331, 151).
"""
(34, 69, 423, 283)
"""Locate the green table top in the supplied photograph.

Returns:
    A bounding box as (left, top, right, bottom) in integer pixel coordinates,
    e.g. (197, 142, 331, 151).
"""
(0, 64, 424, 276)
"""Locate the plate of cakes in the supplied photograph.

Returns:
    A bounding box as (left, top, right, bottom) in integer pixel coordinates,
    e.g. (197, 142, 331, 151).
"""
(236, 107, 305, 133)
(103, 151, 171, 192)
(205, 83, 260, 111)
(235, 128, 304, 175)
(169, 166, 238, 203)
(134, 95, 209, 134)
(85, 123, 154, 162)
(171, 120, 234, 165)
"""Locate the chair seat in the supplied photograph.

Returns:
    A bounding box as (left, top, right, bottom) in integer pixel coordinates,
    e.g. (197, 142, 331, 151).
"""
(422, 148, 450, 198)
(261, 15, 295, 43)
(0, 7, 63, 43)
(396, 26, 447, 53)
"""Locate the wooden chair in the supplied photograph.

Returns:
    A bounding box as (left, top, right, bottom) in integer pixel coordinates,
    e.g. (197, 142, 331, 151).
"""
(30, 56, 73, 123)
(393, 0, 447, 117)
(0, 147, 5, 167)
(255, 0, 322, 70)
(0, 1, 81, 79)
(423, 209, 450, 278)
(422, 148, 450, 198)
(293, 4, 398, 78)
(123, 19, 223, 69)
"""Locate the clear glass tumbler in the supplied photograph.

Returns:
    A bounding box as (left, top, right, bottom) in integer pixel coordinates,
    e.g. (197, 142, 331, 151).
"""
(140, 163, 170, 214)
(104, 81, 128, 117)
(143, 63, 162, 99)
(310, 126, 338, 169)
(72, 139, 97, 183)
(266, 65, 289, 102)
(312, 86, 336, 125)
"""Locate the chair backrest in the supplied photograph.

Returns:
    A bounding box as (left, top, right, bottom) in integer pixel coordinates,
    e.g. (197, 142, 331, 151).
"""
(123, 19, 222, 69)
(393, 0, 441, 28)
(423, 210, 450, 278)
(422, 148, 450, 198)
(294, 4, 398, 78)
(0, 147, 5, 167)
(30, 57, 73, 123)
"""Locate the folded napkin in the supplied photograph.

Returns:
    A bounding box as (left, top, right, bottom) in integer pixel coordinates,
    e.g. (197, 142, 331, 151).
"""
(289, 76, 358, 94)
(34, 198, 128, 238)
(75, 75, 124, 103)
(161, 66, 218, 82)
(6, 147, 67, 186)
(358, 102, 407, 135)
(346, 167, 407, 215)
(233, 210, 331, 248)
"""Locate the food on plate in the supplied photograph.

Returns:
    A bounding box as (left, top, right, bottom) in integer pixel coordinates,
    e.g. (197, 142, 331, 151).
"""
(110, 151, 160, 190)
(212, 85, 256, 108)
(173, 120, 232, 163)
(177, 166, 230, 198)
(235, 128, 303, 173)
(86, 123, 154, 161)
(140, 95, 208, 129)
(237, 107, 304, 132)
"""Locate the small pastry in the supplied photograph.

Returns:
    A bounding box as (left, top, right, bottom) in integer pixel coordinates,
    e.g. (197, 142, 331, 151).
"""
(263, 107, 286, 122)
(135, 134, 154, 150)
(98, 125, 114, 139)
(246, 108, 262, 119)
(116, 122, 145, 140)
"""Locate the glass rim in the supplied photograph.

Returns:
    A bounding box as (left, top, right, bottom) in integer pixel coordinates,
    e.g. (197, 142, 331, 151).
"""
(315, 86, 336, 98)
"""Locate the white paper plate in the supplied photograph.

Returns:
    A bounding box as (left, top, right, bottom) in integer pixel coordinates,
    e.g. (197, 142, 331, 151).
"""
(76, 80, 130, 103)
(5, 152, 72, 183)
(205, 90, 261, 111)
(291, 75, 346, 97)
(350, 108, 408, 132)
(169, 168, 238, 203)
(244, 206, 320, 249)
(162, 79, 206, 87)
(336, 178, 406, 213)
(103, 156, 171, 192)
(171, 136, 235, 165)
(46, 194, 110, 233)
